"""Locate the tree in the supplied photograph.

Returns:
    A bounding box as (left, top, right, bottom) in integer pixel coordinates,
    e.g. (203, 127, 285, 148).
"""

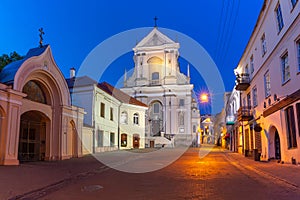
(0, 51, 23, 70)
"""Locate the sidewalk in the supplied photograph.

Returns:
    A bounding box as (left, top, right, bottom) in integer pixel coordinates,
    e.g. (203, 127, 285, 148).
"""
(223, 148, 300, 188)
(0, 155, 104, 200)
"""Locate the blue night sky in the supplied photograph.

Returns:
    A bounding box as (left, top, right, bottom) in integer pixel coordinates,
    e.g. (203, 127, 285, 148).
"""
(0, 0, 263, 114)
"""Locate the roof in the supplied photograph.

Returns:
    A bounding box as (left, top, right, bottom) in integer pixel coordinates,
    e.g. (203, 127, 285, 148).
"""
(66, 75, 97, 88)
(98, 82, 148, 108)
(0, 45, 49, 84)
(135, 27, 177, 48)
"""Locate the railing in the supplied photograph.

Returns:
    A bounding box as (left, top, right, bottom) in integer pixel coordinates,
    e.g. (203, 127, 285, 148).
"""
(235, 73, 250, 90)
(150, 79, 161, 86)
(237, 106, 253, 121)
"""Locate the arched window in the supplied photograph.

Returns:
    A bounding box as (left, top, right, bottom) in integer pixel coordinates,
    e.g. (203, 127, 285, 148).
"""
(120, 111, 128, 124)
(22, 81, 47, 104)
(133, 113, 139, 125)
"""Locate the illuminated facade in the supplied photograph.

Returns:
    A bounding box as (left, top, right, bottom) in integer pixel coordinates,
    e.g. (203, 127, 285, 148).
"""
(234, 0, 300, 163)
(121, 27, 200, 147)
(68, 77, 147, 152)
(0, 45, 85, 165)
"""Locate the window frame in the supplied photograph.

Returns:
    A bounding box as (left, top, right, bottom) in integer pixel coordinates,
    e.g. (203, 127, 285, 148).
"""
(275, 3, 284, 32)
(110, 107, 114, 121)
(133, 113, 139, 125)
(97, 130, 103, 147)
(281, 52, 290, 84)
(252, 86, 258, 107)
(153, 103, 160, 114)
(296, 103, 300, 136)
(285, 106, 297, 149)
(179, 99, 185, 107)
(297, 39, 300, 72)
(100, 102, 105, 118)
(250, 55, 254, 75)
(264, 71, 271, 98)
(261, 33, 267, 56)
(120, 111, 128, 124)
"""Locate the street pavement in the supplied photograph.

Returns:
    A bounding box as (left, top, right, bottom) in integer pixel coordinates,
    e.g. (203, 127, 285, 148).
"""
(1, 145, 300, 200)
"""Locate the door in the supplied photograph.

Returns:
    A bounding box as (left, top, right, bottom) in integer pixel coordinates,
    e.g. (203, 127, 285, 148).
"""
(133, 134, 140, 148)
(275, 131, 281, 160)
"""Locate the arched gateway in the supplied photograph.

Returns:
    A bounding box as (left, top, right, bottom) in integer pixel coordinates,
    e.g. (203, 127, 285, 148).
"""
(0, 45, 85, 165)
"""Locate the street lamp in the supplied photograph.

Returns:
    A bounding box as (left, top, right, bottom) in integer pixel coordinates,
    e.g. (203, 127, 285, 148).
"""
(199, 93, 209, 103)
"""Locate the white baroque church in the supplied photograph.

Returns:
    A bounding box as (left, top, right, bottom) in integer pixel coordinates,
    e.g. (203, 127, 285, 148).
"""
(121, 27, 200, 147)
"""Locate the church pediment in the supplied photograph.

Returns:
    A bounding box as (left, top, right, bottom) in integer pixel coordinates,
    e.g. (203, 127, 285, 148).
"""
(135, 28, 177, 48)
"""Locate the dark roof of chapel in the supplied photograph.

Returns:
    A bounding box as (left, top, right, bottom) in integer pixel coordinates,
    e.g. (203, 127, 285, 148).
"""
(0, 45, 49, 84)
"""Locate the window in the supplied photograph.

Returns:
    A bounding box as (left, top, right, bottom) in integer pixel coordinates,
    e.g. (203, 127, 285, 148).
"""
(22, 81, 47, 104)
(153, 103, 160, 114)
(152, 72, 159, 80)
(110, 132, 115, 147)
(110, 107, 113, 121)
(281, 53, 290, 83)
(120, 111, 128, 124)
(97, 130, 103, 147)
(100, 103, 105, 118)
(133, 113, 139, 125)
(250, 55, 254, 74)
(252, 87, 258, 107)
(179, 99, 185, 107)
(261, 34, 267, 56)
(297, 40, 300, 71)
(296, 103, 300, 136)
(121, 133, 127, 147)
(193, 125, 196, 133)
(151, 72, 160, 85)
(245, 65, 249, 75)
(291, 0, 298, 8)
(247, 93, 251, 108)
(264, 71, 271, 97)
(275, 4, 284, 32)
(285, 106, 297, 148)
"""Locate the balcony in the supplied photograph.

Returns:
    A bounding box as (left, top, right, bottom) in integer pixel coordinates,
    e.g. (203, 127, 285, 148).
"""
(235, 73, 250, 91)
(150, 79, 161, 86)
(237, 106, 253, 121)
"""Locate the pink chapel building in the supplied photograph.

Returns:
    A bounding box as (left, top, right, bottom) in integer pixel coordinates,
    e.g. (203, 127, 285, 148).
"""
(0, 44, 85, 165)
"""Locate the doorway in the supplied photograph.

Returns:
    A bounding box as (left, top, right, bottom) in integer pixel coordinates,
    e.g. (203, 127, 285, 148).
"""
(18, 111, 48, 162)
(133, 134, 140, 148)
(274, 130, 281, 160)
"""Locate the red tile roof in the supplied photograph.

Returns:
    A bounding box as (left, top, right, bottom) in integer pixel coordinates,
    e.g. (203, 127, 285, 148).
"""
(97, 82, 148, 108)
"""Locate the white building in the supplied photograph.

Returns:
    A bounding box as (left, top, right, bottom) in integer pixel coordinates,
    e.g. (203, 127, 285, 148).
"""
(121, 27, 200, 147)
(67, 76, 147, 153)
(224, 89, 240, 152)
(234, 0, 300, 163)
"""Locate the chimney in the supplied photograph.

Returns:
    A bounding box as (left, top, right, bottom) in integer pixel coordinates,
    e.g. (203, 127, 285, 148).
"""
(70, 67, 76, 79)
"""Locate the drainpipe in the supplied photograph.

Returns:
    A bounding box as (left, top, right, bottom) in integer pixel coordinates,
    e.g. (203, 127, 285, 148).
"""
(117, 102, 122, 150)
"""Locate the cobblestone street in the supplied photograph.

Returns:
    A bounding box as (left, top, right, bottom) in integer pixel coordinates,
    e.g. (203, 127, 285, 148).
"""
(3, 145, 300, 200)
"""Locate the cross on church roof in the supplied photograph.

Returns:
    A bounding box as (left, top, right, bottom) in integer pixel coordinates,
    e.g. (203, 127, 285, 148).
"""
(39, 28, 45, 47)
(154, 16, 158, 27)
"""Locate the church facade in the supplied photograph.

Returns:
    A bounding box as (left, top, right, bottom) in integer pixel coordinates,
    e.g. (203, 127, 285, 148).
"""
(121, 27, 200, 147)
(0, 45, 85, 165)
